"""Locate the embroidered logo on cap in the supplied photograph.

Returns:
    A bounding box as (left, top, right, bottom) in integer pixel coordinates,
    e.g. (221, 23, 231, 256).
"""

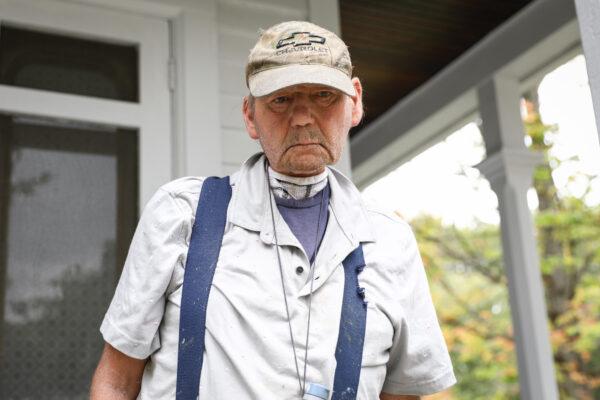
(276, 32, 326, 48)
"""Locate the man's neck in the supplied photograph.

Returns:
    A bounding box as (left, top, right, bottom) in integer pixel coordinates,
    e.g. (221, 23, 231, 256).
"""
(268, 167, 328, 200)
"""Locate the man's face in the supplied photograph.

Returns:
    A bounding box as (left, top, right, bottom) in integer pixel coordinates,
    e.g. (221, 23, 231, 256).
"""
(242, 78, 363, 177)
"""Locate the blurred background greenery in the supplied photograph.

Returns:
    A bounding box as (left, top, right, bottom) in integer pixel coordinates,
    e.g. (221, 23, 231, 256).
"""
(422, 66, 599, 400)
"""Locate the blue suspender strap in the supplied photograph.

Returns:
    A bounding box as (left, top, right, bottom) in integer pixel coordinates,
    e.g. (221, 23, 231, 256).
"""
(332, 244, 367, 400)
(176, 176, 231, 400)
(174, 177, 365, 399)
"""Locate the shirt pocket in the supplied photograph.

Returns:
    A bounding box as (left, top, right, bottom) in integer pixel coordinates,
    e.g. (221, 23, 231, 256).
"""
(362, 302, 394, 367)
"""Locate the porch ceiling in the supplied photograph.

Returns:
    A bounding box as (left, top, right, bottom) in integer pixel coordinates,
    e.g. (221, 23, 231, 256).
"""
(340, 0, 533, 137)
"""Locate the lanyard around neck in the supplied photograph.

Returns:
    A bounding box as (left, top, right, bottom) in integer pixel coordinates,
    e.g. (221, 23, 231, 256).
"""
(265, 162, 326, 397)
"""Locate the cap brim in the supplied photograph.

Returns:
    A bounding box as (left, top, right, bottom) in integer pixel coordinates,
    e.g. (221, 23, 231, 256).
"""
(248, 64, 355, 97)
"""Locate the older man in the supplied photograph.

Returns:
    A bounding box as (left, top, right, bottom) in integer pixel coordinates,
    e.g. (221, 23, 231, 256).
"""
(90, 21, 455, 400)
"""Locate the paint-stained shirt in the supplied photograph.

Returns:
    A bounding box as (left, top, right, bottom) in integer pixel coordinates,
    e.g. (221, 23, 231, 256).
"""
(100, 153, 456, 399)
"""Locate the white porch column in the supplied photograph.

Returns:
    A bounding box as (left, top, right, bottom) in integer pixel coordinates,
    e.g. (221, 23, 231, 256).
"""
(171, 1, 222, 177)
(476, 76, 558, 400)
(575, 0, 600, 147)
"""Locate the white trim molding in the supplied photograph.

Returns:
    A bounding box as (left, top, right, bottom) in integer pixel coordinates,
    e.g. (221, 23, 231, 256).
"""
(170, 3, 223, 177)
(0, 86, 141, 128)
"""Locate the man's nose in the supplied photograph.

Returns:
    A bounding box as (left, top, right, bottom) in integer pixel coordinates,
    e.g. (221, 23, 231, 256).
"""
(289, 98, 315, 127)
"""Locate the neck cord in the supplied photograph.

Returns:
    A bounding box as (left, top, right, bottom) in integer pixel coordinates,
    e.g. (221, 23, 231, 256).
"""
(265, 164, 326, 396)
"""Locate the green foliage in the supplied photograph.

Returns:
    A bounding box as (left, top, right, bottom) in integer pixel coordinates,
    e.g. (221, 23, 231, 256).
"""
(416, 96, 600, 399)
(413, 216, 518, 399)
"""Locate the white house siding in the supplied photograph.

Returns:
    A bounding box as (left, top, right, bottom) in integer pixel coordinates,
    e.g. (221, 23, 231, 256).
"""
(217, 0, 309, 174)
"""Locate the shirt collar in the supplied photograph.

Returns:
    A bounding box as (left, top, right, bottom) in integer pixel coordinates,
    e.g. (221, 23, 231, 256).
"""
(228, 152, 375, 245)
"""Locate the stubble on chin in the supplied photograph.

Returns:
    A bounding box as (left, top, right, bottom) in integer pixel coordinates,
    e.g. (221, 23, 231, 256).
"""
(279, 147, 329, 176)
(259, 125, 343, 176)
(280, 128, 334, 175)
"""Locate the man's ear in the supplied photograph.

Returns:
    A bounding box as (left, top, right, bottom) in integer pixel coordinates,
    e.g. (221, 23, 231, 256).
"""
(350, 77, 364, 127)
(242, 96, 260, 140)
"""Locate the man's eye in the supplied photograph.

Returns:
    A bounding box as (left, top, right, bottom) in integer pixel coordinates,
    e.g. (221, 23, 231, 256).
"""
(317, 91, 333, 98)
(272, 96, 289, 104)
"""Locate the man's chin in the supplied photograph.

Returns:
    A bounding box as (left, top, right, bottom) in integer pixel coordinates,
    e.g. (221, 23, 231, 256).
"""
(276, 145, 334, 176)
(282, 157, 328, 177)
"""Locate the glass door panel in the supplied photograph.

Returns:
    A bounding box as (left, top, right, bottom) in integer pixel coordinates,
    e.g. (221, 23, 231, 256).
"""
(0, 25, 139, 102)
(0, 114, 138, 399)
(0, 3, 171, 397)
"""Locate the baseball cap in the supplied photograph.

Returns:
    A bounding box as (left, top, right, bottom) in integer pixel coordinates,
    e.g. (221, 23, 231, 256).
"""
(246, 21, 355, 97)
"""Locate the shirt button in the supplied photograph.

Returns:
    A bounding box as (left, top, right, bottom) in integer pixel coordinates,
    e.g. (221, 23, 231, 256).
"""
(295, 266, 304, 274)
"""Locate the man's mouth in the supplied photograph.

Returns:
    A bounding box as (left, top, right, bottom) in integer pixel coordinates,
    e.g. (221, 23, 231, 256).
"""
(289, 142, 320, 147)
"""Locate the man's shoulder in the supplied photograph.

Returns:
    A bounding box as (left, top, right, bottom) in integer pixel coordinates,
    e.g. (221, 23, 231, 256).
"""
(159, 176, 206, 197)
(158, 176, 211, 198)
(153, 173, 239, 218)
(361, 199, 416, 245)
(363, 200, 411, 230)
(159, 172, 240, 195)
(150, 176, 207, 220)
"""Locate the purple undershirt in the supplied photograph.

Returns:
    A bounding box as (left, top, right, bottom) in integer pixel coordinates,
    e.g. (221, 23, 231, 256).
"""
(274, 184, 330, 264)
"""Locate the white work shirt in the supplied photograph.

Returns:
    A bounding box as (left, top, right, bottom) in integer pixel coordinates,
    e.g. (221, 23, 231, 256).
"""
(100, 153, 456, 399)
